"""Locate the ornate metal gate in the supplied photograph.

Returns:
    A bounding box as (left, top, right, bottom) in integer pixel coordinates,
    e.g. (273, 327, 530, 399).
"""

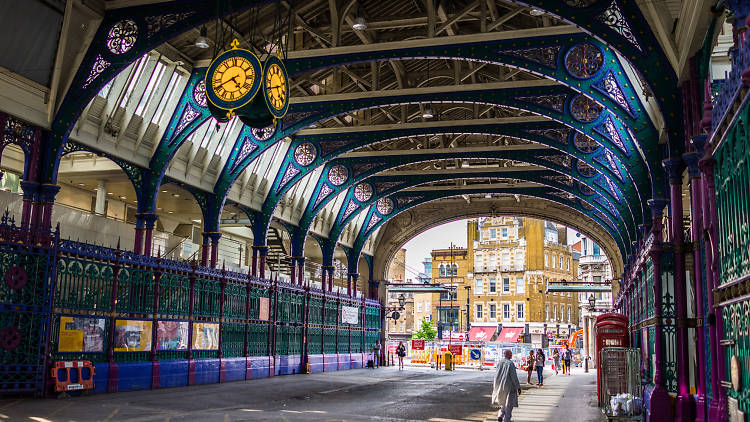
(0, 214, 57, 395)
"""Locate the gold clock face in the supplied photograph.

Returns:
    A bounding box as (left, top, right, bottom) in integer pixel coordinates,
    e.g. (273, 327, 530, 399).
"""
(265, 63, 287, 111)
(211, 56, 256, 103)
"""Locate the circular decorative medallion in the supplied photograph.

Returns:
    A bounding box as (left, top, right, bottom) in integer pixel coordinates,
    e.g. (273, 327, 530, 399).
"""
(577, 161, 597, 177)
(106, 20, 138, 55)
(262, 55, 290, 119)
(205, 39, 262, 116)
(376, 198, 394, 215)
(564, 0, 598, 6)
(570, 94, 603, 123)
(294, 143, 316, 166)
(193, 80, 208, 107)
(574, 133, 599, 153)
(4, 266, 27, 291)
(0, 325, 21, 351)
(354, 183, 373, 202)
(328, 165, 348, 186)
(731, 355, 741, 392)
(565, 44, 604, 79)
(252, 124, 275, 141)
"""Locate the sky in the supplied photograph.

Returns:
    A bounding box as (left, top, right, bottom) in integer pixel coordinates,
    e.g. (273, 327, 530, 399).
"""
(401, 220, 467, 279)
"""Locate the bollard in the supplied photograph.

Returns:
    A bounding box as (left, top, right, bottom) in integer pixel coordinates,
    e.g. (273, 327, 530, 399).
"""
(584, 356, 589, 373)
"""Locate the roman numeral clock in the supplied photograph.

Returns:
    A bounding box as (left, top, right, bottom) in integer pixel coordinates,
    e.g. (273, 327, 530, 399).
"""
(205, 39, 290, 130)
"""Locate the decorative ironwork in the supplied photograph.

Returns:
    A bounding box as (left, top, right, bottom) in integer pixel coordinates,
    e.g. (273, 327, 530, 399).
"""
(342, 200, 359, 220)
(144, 12, 195, 39)
(539, 154, 572, 169)
(82, 55, 111, 89)
(351, 162, 382, 177)
(353, 183, 373, 202)
(578, 182, 596, 195)
(594, 117, 627, 153)
(251, 124, 275, 141)
(565, 44, 604, 79)
(577, 161, 597, 177)
(593, 71, 632, 115)
(570, 94, 603, 122)
(193, 80, 207, 108)
(313, 184, 334, 208)
(229, 137, 258, 173)
(580, 199, 594, 210)
(328, 165, 348, 186)
(376, 198, 394, 215)
(172, 104, 201, 141)
(515, 94, 567, 112)
(366, 213, 382, 231)
(499, 46, 561, 69)
(542, 175, 574, 187)
(565, 0, 598, 7)
(281, 111, 319, 131)
(319, 140, 351, 156)
(597, 0, 643, 52)
(374, 181, 404, 194)
(293, 143, 315, 166)
(574, 132, 599, 153)
(395, 196, 423, 208)
(527, 128, 571, 145)
(106, 20, 138, 55)
(277, 165, 300, 192)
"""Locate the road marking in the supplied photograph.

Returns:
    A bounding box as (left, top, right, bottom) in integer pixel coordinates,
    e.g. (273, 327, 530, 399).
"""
(101, 408, 119, 422)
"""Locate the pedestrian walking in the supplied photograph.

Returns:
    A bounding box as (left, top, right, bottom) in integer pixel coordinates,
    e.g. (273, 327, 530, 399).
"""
(525, 349, 535, 384)
(396, 341, 406, 370)
(492, 349, 521, 422)
(535, 348, 545, 386)
(563, 345, 572, 375)
(553, 348, 560, 375)
(372, 340, 381, 368)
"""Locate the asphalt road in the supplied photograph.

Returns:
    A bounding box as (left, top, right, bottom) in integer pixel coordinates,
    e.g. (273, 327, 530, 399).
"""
(0, 366, 602, 421)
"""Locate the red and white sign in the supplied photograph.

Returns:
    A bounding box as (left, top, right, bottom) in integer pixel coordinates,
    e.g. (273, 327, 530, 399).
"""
(441, 331, 466, 341)
(448, 344, 463, 355)
(411, 340, 425, 350)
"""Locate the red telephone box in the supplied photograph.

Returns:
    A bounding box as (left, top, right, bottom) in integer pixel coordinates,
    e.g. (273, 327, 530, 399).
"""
(595, 313, 629, 401)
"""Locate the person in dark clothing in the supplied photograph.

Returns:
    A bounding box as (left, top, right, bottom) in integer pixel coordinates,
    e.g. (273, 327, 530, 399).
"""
(535, 348, 545, 386)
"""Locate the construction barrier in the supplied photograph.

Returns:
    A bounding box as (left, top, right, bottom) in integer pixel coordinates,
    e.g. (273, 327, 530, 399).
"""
(50, 361, 95, 393)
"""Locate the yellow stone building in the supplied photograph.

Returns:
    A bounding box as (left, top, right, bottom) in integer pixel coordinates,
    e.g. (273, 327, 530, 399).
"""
(417, 217, 580, 347)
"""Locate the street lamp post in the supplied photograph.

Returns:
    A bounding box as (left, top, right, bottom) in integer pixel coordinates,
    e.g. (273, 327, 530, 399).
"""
(465, 285, 471, 332)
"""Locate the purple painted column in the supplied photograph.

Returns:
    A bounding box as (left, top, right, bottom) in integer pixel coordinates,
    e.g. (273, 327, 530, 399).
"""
(107, 241, 122, 393)
(647, 199, 673, 421)
(38, 184, 59, 231)
(297, 258, 305, 287)
(151, 250, 162, 389)
(327, 267, 334, 292)
(187, 263, 197, 385)
(321, 266, 327, 290)
(134, 214, 145, 255)
(251, 246, 258, 277)
(19, 181, 38, 229)
(257, 246, 268, 279)
(209, 232, 221, 268)
(349, 273, 359, 297)
(663, 158, 694, 420)
(200, 233, 210, 266)
(699, 155, 728, 421)
(289, 258, 297, 285)
(218, 265, 226, 382)
(142, 213, 158, 257)
(346, 273, 352, 296)
(684, 148, 708, 421)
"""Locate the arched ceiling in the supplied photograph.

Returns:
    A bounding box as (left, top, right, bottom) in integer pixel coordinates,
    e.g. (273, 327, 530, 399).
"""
(25, 0, 706, 277)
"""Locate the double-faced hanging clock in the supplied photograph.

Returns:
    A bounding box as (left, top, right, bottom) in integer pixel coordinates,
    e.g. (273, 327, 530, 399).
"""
(262, 54, 290, 119)
(205, 39, 262, 121)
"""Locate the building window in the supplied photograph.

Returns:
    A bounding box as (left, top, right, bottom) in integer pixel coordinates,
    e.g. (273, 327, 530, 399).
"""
(502, 303, 510, 319)
(417, 302, 422, 312)
(517, 303, 525, 320)
(490, 304, 497, 320)
(452, 264, 458, 276)
(475, 279, 483, 294)
(439, 264, 446, 277)
(544, 253, 548, 266)
(559, 257, 563, 269)
(553, 305, 557, 321)
(567, 258, 570, 270)
(489, 278, 496, 293)
(593, 244, 601, 255)
(516, 277, 524, 294)
(567, 306, 571, 322)
(503, 278, 510, 293)
(476, 304, 483, 319)
(425, 300, 430, 309)
(501, 227, 508, 238)
(490, 228, 496, 239)
(545, 304, 549, 320)
(551, 255, 556, 268)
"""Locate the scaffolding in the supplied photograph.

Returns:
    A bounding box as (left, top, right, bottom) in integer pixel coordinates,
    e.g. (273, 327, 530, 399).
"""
(598, 347, 643, 420)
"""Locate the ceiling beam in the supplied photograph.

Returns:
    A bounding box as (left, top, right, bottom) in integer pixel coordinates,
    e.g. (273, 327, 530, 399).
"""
(340, 143, 546, 158)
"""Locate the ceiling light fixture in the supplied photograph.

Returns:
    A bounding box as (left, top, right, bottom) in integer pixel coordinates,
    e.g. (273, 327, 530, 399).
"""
(530, 8, 545, 16)
(194, 26, 210, 49)
(352, 16, 367, 31)
(422, 104, 434, 119)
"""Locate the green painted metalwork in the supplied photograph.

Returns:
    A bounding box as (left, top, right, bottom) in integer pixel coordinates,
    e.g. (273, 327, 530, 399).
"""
(249, 285, 269, 320)
(247, 323, 268, 356)
(324, 327, 337, 354)
(55, 258, 113, 311)
(324, 300, 338, 326)
(308, 296, 323, 325)
(116, 268, 155, 314)
(223, 282, 247, 319)
(722, 300, 750, 414)
(159, 273, 190, 316)
(49, 315, 109, 363)
(221, 322, 245, 357)
(193, 278, 221, 318)
(660, 253, 677, 393)
(308, 326, 323, 355)
(339, 329, 350, 354)
(648, 325, 656, 383)
(714, 98, 750, 286)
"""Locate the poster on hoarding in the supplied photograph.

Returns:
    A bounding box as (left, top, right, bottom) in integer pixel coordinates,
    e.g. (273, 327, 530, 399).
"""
(114, 319, 152, 352)
(58, 316, 106, 353)
(192, 322, 219, 350)
(441, 331, 466, 341)
(157, 320, 189, 350)
(259, 297, 270, 321)
(411, 340, 425, 350)
(341, 305, 359, 325)
(448, 344, 463, 355)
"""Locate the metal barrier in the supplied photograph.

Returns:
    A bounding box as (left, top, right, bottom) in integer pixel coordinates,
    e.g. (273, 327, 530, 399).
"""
(598, 347, 642, 418)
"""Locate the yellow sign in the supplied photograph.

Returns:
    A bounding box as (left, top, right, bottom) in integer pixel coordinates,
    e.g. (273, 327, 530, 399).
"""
(114, 319, 152, 352)
(192, 322, 219, 350)
(58, 316, 106, 353)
